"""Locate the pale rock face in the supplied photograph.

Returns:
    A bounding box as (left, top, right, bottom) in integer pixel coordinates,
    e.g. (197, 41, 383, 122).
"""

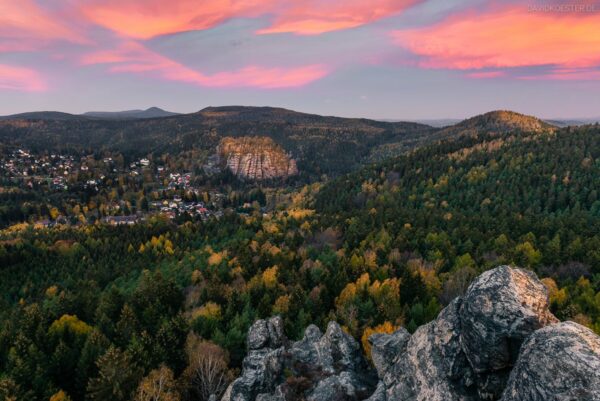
(367, 299, 477, 401)
(222, 317, 286, 401)
(225, 266, 600, 401)
(367, 265, 559, 401)
(222, 320, 376, 401)
(218, 137, 298, 180)
(459, 266, 558, 399)
(501, 321, 600, 401)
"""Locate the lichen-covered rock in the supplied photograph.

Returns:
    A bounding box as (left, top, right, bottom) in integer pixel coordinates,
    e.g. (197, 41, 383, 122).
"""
(226, 266, 600, 401)
(501, 321, 600, 401)
(459, 266, 558, 399)
(222, 317, 287, 401)
(247, 317, 285, 350)
(367, 298, 477, 401)
(288, 322, 376, 400)
(369, 327, 410, 379)
(367, 266, 561, 401)
(223, 320, 375, 401)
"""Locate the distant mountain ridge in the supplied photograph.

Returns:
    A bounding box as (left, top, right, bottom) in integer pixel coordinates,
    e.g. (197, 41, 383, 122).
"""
(83, 107, 178, 119)
(0, 111, 84, 121)
(0, 107, 178, 121)
(0, 106, 572, 180)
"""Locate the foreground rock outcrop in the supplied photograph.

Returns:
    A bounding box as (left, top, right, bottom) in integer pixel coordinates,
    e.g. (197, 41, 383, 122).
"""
(225, 266, 600, 401)
(502, 321, 600, 401)
(222, 317, 376, 401)
(217, 136, 298, 180)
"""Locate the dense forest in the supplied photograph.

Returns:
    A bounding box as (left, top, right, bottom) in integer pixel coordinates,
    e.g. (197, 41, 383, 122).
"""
(1, 119, 600, 401)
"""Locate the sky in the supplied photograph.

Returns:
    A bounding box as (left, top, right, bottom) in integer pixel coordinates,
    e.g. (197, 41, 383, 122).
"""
(1, 0, 600, 120)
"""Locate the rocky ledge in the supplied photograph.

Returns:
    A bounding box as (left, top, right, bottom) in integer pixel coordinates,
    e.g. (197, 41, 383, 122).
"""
(223, 266, 600, 401)
(217, 136, 298, 181)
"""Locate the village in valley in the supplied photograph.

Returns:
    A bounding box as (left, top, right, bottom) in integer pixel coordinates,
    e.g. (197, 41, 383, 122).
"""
(0, 147, 256, 228)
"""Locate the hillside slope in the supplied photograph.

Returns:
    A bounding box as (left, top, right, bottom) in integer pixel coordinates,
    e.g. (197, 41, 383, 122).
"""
(2, 120, 600, 401)
(0, 106, 435, 179)
(437, 110, 556, 138)
(367, 110, 555, 161)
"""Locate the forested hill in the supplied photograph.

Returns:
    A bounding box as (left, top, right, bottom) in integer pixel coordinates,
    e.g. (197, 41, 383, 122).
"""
(1, 121, 599, 401)
(365, 110, 556, 161)
(316, 124, 600, 263)
(316, 124, 600, 321)
(0, 106, 434, 179)
(0, 107, 557, 180)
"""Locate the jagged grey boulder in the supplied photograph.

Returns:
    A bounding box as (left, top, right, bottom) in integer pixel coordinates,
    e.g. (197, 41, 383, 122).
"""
(369, 327, 410, 379)
(459, 266, 558, 399)
(247, 316, 285, 350)
(226, 266, 600, 401)
(222, 317, 286, 401)
(223, 319, 375, 401)
(289, 322, 376, 400)
(501, 321, 600, 401)
(366, 265, 560, 401)
(290, 322, 369, 375)
(367, 298, 477, 401)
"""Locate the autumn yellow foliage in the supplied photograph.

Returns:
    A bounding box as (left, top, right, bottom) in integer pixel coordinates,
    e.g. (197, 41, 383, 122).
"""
(208, 250, 227, 266)
(541, 278, 568, 306)
(49, 390, 72, 401)
(273, 295, 291, 314)
(361, 321, 398, 360)
(262, 266, 279, 288)
(49, 314, 92, 337)
(192, 302, 222, 321)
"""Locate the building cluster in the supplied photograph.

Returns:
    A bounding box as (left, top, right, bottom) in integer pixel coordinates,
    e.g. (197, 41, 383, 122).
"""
(149, 198, 218, 220)
(2, 149, 231, 228)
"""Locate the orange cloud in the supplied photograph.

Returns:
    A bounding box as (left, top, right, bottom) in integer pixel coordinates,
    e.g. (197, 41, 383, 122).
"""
(393, 6, 600, 76)
(82, 42, 328, 88)
(466, 70, 506, 79)
(79, 0, 421, 39)
(256, 0, 420, 35)
(0, 0, 84, 48)
(0, 64, 46, 92)
(79, 0, 271, 39)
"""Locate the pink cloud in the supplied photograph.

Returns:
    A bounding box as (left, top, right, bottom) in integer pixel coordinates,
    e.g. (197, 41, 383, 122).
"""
(520, 68, 600, 81)
(82, 42, 328, 88)
(392, 5, 600, 79)
(466, 70, 506, 79)
(256, 0, 421, 35)
(0, 0, 85, 50)
(79, 0, 421, 39)
(0, 64, 46, 92)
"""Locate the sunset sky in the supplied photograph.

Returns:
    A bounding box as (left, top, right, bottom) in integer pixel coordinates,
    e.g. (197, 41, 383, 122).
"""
(1, 0, 600, 119)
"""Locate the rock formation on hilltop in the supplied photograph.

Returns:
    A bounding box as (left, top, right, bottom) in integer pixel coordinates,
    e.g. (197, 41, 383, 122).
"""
(217, 137, 298, 180)
(224, 266, 600, 401)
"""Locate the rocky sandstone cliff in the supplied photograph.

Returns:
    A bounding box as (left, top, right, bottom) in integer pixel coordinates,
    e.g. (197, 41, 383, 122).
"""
(223, 266, 600, 401)
(218, 137, 298, 180)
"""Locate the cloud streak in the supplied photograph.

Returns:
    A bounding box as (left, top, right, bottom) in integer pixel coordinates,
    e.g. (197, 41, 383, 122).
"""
(82, 42, 329, 88)
(0, 0, 85, 50)
(79, 0, 421, 39)
(0, 64, 46, 92)
(256, 0, 421, 35)
(392, 5, 600, 79)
